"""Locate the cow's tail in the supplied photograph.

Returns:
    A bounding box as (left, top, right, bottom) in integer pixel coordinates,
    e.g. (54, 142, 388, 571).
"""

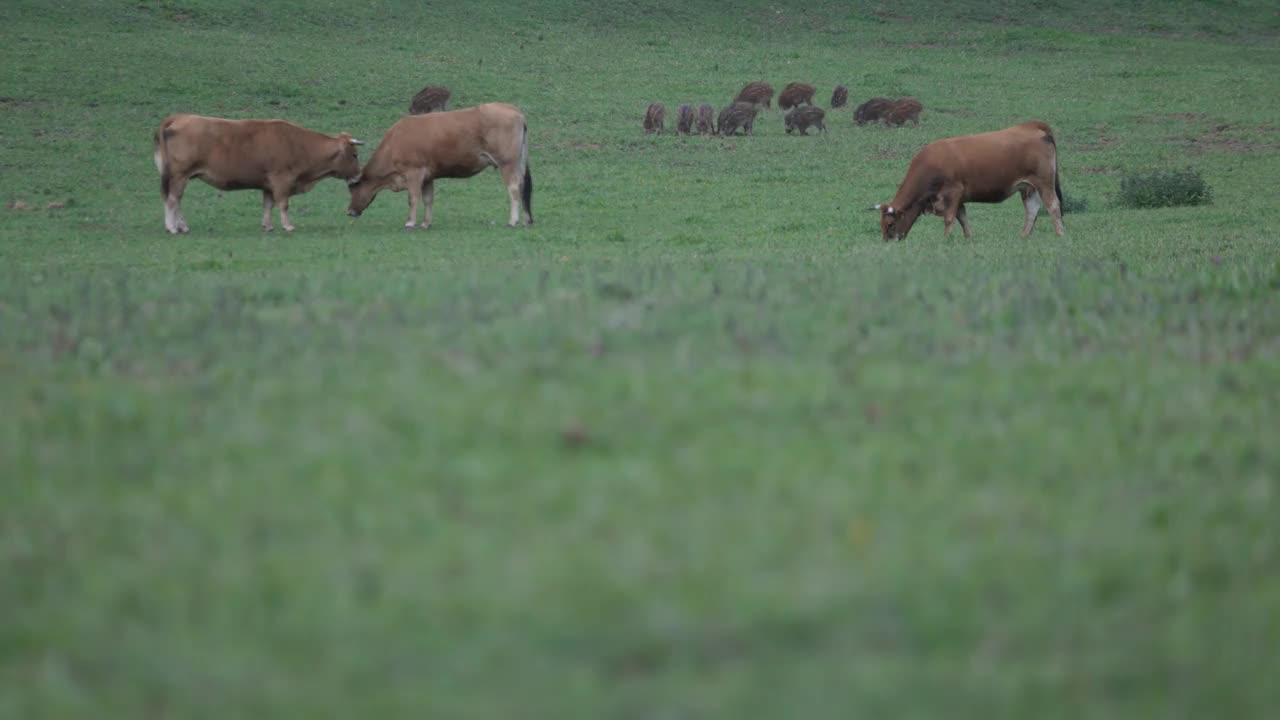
(520, 122, 533, 224)
(1055, 161, 1064, 215)
(154, 120, 172, 199)
(1042, 123, 1066, 220)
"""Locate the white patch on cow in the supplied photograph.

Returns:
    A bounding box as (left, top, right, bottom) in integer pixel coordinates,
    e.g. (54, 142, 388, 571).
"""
(887, 206, 895, 215)
(153, 148, 163, 173)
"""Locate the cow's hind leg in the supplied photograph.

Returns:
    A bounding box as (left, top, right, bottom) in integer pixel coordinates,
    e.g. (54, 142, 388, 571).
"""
(500, 164, 523, 227)
(1036, 178, 1065, 236)
(165, 175, 190, 234)
(261, 192, 274, 232)
(956, 205, 972, 238)
(1020, 186, 1043, 236)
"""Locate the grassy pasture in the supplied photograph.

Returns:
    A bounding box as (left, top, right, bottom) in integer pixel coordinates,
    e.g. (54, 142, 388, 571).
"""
(2, 0, 1280, 717)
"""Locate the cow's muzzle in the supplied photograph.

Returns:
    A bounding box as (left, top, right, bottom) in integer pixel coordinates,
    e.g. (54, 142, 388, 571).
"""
(347, 208, 361, 218)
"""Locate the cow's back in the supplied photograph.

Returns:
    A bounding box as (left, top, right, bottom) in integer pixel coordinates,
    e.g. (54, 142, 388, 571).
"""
(916, 122, 1055, 197)
(372, 103, 525, 176)
(161, 115, 318, 181)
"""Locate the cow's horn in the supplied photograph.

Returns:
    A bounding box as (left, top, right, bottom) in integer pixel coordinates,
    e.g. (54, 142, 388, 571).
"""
(349, 138, 365, 145)
(870, 204, 882, 211)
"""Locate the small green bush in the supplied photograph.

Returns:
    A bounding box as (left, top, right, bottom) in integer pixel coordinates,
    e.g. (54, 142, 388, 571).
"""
(1118, 167, 1212, 209)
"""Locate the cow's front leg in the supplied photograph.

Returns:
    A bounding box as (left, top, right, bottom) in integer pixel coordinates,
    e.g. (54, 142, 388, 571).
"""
(275, 194, 295, 232)
(956, 205, 972, 238)
(261, 192, 274, 232)
(942, 195, 963, 237)
(265, 178, 295, 232)
(420, 180, 434, 229)
(404, 169, 427, 229)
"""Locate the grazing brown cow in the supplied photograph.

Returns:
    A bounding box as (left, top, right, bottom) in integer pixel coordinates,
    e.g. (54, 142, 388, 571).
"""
(643, 102, 666, 133)
(779, 83, 817, 110)
(346, 103, 532, 229)
(830, 85, 849, 109)
(872, 121, 1065, 241)
(152, 114, 363, 234)
(717, 102, 759, 136)
(734, 82, 774, 109)
(854, 97, 895, 125)
(785, 106, 826, 135)
(409, 85, 451, 114)
(885, 98, 923, 126)
(695, 104, 715, 135)
(675, 104, 694, 135)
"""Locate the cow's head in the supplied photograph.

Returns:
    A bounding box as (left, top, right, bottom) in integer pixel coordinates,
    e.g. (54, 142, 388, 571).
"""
(346, 173, 376, 218)
(872, 203, 919, 241)
(333, 133, 364, 183)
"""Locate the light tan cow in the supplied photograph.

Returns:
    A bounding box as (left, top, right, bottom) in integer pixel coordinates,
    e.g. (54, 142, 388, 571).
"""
(346, 103, 532, 229)
(153, 114, 363, 234)
(872, 121, 1065, 241)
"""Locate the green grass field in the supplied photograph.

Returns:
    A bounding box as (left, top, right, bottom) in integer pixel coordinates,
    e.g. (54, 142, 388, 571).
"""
(3, 0, 1280, 716)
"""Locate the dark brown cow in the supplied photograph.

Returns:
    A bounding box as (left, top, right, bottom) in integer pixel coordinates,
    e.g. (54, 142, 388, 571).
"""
(734, 82, 774, 109)
(779, 83, 816, 110)
(347, 102, 532, 229)
(409, 85, 451, 114)
(872, 121, 1064, 241)
(643, 103, 666, 134)
(153, 114, 363, 233)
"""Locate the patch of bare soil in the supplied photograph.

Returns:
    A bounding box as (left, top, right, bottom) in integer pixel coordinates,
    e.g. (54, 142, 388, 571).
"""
(1134, 112, 1208, 122)
(874, 40, 948, 48)
(1180, 122, 1280, 154)
(1070, 124, 1117, 152)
